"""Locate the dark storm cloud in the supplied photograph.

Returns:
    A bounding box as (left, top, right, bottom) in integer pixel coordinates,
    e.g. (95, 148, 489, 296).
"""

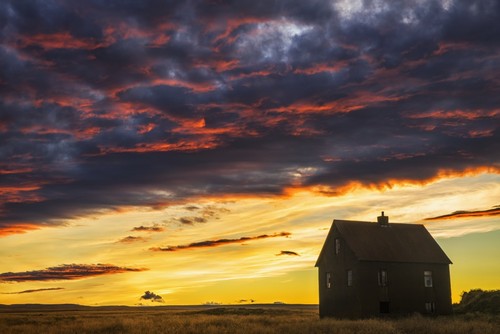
(140, 290, 164, 303)
(424, 206, 500, 221)
(1, 0, 499, 234)
(1, 287, 64, 294)
(150, 232, 291, 252)
(0, 264, 148, 282)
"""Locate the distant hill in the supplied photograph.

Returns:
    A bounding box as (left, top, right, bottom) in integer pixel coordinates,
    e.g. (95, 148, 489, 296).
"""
(454, 289, 500, 314)
(0, 304, 93, 311)
(0, 303, 318, 313)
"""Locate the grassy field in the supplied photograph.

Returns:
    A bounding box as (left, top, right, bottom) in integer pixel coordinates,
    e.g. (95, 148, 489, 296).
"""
(0, 305, 498, 334)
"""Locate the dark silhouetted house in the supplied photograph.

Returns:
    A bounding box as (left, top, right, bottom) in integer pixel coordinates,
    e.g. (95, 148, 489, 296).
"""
(315, 212, 452, 318)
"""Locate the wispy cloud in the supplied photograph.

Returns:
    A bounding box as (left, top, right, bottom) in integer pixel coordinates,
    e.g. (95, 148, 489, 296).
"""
(1, 287, 64, 294)
(0, 264, 148, 282)
(425, 206, 500, 221)
(150, 232, 291, 252)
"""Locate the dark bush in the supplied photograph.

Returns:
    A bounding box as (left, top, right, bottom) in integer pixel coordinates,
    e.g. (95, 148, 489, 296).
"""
(454, 289, 500, 314)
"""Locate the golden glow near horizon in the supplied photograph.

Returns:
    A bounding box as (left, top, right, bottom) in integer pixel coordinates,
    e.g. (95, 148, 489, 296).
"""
(1, 172, 499, 305)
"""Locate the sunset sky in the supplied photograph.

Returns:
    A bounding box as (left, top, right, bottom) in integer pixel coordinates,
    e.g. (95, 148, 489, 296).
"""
(1, 0, 499, 306)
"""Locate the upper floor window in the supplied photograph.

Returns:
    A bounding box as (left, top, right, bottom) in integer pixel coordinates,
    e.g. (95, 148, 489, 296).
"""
(335, 238, 341, 255)
(326, 272, 332, 288)
(378, 269, 388, 287)
(424, 271, 433, 287)
(347, 270, 353, 287)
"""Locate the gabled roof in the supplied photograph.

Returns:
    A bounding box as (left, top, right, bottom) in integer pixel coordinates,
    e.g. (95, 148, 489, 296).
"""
(315, 219, 452, 266)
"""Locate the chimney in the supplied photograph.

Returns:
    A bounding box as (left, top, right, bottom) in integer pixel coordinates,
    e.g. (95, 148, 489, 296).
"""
(377, 211, 389, 226)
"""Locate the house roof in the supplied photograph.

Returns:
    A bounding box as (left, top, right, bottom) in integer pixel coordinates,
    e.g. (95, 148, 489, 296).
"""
(315, 219, 452, 266)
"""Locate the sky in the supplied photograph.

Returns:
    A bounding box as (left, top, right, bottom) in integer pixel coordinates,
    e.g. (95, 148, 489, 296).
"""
(0, 0, 499, 306)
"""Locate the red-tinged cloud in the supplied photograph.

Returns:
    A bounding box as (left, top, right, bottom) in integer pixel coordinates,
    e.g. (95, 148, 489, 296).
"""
(1, 287, 64, 294)
(276, 250, 300, 256)
(0, 0, 499, 233)
(0, 223, 41, 237)
(150, 232, 291, 252)
(0, 264, 148, 283)
(424, 206, 500, 221)
(16, 32, 105, 50)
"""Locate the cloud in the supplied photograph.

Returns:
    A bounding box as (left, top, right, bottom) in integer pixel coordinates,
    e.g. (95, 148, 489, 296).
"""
(0, 264, 148, 282)
(276, 250, 300, 256)
(0, 0, 499, 235)
(131, 225, 165, 232)
(150, 232, 291, 252)
(140, 290, 164, 303)
(174, 205, 231, 225)
(178, 216, 207, 225)
(424, 206, 500, 221)
(1, 287, 64, 294)
(118, 236, 148, 243)
(236, 299, 255, 303)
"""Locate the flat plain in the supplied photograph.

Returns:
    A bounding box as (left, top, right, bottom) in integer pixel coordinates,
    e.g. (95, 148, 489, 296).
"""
(0, 304, 498, 334)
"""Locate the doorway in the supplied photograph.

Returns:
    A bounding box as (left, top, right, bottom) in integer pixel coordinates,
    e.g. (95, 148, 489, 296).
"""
(380, 301, 390, 313)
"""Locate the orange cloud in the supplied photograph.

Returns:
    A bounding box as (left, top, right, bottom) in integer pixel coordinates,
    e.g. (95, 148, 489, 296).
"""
(209, 17, 264, 48)
(0, 184, 44, 204)
(285, 166, 500, 198)
(405, 109, 499, 120)
(97, 138, 220, 155)
(17, 32, 105, 50)
(269, 90, 405, 115)
(150, 78, 218, 93)
(103, 21, 175, 46)
(0, 223, 41, 237)
(293, 62, 348, 75)
(424, 206, 500, 221)
(0, 167, 34, 175)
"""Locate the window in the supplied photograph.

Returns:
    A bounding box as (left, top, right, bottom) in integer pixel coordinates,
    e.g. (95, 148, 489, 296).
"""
(335, 238, 341, 255)
(347, 270, 353, 287)
(424, 271, 433, 287)
(425, 302, 435, 313)
(378, 269, 388, 287)
(326, 272, 332, 288)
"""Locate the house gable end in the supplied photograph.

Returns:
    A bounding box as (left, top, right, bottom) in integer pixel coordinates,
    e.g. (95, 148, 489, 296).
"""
(315, 220, 359, 267)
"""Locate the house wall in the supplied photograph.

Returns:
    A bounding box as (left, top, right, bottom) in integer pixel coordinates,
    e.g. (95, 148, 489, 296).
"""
(318, 225, 362, 317)
(356, 262, 452, 316)
(318, 226, 452, 317)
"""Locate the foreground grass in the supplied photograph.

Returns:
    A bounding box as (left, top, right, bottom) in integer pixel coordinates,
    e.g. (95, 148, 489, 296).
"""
(0, 306, 498, 334)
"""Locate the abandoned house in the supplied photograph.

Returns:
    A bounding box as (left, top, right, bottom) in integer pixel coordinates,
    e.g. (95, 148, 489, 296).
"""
(315, 212, 452, 317)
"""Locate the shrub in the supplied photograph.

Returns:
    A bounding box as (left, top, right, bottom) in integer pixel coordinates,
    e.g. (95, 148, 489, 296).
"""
(454, 289, 500, 314)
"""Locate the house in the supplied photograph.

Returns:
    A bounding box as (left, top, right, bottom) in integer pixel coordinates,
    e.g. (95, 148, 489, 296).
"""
(315, 212, 452, 318)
